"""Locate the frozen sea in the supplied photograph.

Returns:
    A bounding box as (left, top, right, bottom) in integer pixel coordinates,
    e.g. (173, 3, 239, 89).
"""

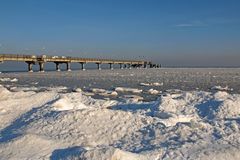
(0, 68, 240, 100)
(1, 68, 240, 159)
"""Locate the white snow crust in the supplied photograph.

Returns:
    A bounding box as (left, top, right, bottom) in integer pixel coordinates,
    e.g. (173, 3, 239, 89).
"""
(115, 87, 143, 94)
(1, 84, 240, 160)
(0, 78, 18, 82)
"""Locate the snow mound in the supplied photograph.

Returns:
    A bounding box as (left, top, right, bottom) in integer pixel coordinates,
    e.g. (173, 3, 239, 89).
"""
(153, 91, 240, 126)
(0, 86, 57, 130)
(52, 92, 117, 111)
(214, 95, 240, 119)
(157, 92, 201, 115)
(27, 107, 152, 148)
(214, 91, 229, 100)
(0, 86, 11, 100)
(154, 92, 199, 127)
(52, 95, 88, 111)
(158, 114, 196, 127)
(0, 134, 61, 160)
(56, 147, 159, 160)
(111, 149, 157, 160)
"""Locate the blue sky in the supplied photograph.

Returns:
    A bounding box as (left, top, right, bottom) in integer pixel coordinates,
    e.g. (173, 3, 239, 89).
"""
(0, 0, 240, 66)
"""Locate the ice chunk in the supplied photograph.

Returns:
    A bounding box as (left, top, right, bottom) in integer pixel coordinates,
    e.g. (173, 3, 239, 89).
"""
(0, 78, 18, 82)
(72, 88, 82, 92)
(115, 87, 142, 94)
(148, 89, 160, 95)
(140, 82, 163, 87)
(211, 86, 233, 91)
(122, 95, 144, 103)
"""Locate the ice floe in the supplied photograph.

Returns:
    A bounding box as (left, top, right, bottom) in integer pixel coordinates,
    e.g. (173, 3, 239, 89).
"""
(122, 95, 144, 103)
(115, 87, 143, 94)
(140, 82, 163, 87)
(148, 88, 160, 95)
(90, 88, 118, 97)
(211, 85, 233, 91)
(0, 78, 18, 82)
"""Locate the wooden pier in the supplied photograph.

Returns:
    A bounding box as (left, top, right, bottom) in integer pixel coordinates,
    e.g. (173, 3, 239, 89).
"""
(0, 54, 160, 72)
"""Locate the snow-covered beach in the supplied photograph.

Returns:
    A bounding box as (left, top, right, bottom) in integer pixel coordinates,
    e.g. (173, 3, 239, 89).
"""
(1, 68, 240, 159)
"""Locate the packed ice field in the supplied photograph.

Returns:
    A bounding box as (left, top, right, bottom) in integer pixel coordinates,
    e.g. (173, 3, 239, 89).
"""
(0, 68, 240, 160)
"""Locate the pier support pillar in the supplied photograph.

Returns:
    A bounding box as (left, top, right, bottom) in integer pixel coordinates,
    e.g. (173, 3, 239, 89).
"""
(144, 64, 147, 69)
(120, 64, 123, 69)
(97, 63, 101, 70)
(26, 61, 34, 72)
(39, 62, 44, 72)
(66, 62, 71, 71)
(128, 64, 132, 69)
(109, 63, 113, 70)
(55, 62, 61, 71)
(80, 62, 86, 71)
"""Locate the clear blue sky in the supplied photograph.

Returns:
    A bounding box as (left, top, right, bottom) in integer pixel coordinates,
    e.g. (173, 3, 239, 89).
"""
(0, 0, 240, 66)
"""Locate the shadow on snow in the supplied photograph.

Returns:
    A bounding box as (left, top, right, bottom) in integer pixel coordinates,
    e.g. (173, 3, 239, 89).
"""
(0, 99, 59, 143)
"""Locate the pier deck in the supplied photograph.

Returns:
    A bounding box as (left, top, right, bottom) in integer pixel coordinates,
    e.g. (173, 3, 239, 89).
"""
(0, 54, 160, 72)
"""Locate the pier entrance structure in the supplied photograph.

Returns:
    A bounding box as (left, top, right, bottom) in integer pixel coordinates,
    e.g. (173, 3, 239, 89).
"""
(0, 54, 160, 72)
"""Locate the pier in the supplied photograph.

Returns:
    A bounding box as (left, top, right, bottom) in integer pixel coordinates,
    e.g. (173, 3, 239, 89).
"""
(0, 54, 160, 72)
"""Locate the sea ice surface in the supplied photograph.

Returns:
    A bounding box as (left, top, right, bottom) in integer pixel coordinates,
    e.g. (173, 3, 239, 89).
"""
(0, 68, 240, 159)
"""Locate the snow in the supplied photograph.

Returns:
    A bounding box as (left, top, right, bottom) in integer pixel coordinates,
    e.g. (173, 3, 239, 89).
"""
(148, 88, 160, 95)
(0, 86, 57, 130)
(91, 88, 107, 93)
(90, 88, 118, 97)
(9, 86, 40, 92)
(52, 92, 117, 111)
(72, 87, 82, 92)
(115, 87, 143, 93)
(1, 82, 240, 159)
(211, 85, 233, 91)
(52, 95, 88, 111)
(122, 95, 144, 103)
(111, 149, 158, 160)
(0, 78, 18, 82)
(140, 82, 163, 87)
